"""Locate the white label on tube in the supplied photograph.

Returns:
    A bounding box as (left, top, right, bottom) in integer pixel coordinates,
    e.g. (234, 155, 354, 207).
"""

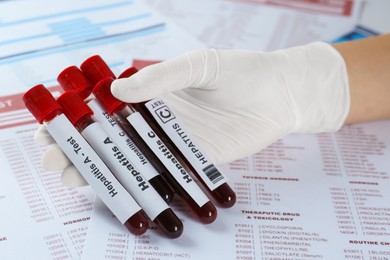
(145, 98, 228, 190)
(82, 122, 169, 220)
(88, 99, 159, 180)
(127, 112, 209, 207)
(46, 114, 140, 224)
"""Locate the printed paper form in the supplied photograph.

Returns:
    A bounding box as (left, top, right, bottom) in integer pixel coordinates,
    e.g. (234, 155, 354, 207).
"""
(238, 0, 357, 16)
(0, 0, 385, 259)
(0, 0, 206, 259)
(144, 0, 364, 50)
(0, 0, 207, 97)
(81, 120, 390, 259)
(0, 1, 164, 60)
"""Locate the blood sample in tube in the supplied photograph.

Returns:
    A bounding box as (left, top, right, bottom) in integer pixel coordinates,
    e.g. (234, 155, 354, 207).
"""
(119, 68, 236, 208)
(22, 84, 148, 235)
(81, 55, 236, 208)
(92, 78, 217, 224)
(57, 91, 183, 238)
(57, 66, 174, 203)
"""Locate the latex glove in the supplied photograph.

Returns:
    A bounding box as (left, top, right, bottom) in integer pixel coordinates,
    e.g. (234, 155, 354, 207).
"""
(36, 42, 349, 187)
(111, 42, 350, 164)
(35, 125, 88, 187)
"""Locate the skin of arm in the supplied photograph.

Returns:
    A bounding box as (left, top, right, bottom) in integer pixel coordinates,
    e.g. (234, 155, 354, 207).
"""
(332, 33, 390, 124)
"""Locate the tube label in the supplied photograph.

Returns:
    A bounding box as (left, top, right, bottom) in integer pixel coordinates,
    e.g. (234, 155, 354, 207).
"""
(82, 122, 169, 220)
(46, 114, 140, 224)
(145, 98, 228, 190)
(88, 99, 159, 180)
(127, 112, 209, 207)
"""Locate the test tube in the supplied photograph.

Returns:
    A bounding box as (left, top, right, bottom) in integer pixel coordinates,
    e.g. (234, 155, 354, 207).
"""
(91, 77, 217, 224)
(57, 90, 183, 238)
(57, 66, 174, 203)
(23, 85, 148, 235)
(81, 55, 236, 208)
(120, 68, 236, 208)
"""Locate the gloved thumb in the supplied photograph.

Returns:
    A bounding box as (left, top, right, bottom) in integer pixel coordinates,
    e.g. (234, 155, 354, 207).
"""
(61, 165, 88, 187)
(111, 49, 219, 102)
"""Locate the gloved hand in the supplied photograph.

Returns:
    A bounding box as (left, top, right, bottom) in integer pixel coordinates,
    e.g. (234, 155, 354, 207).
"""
(36, 41, 349, 187)
(112, 42, 350, 164)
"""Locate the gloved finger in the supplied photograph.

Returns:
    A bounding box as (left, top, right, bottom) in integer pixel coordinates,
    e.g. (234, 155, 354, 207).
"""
(111, 49, 220, 103)
(34, 125, 55, 146)
(41, 144, 72, 171)
(164, 92, 285, 165)
(61, 165, 88, 187)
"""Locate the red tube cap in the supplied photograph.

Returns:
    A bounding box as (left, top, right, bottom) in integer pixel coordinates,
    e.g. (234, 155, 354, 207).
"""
(92, 77, 124, 114)
(118, 67, 138, 79)
(22, 84, 62, 124)
(80, 55, 116, 86)
(57, 90, 93, 125)
(57, 66, 93, 99)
